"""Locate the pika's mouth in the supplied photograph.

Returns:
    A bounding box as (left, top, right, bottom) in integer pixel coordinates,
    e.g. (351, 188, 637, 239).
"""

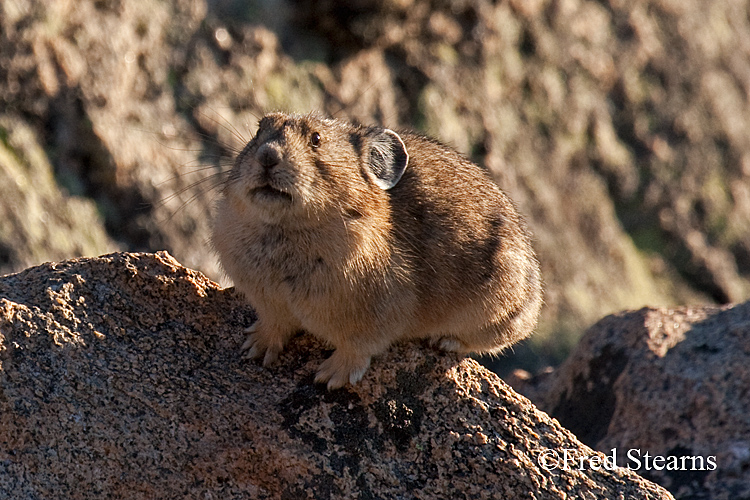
(251, 185, 293, 203)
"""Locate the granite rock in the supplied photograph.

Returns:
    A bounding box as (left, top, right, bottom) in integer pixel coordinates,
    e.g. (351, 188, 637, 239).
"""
(0, 252, 672, 499)
(514, 304, 750, 499)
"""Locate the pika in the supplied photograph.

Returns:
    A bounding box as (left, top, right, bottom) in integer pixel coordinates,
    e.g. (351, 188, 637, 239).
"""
(212, 112, 542, 389)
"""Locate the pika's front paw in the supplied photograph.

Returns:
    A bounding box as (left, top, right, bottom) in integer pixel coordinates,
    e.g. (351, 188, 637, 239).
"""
(240, 322, 286, 367)
(314, 350, 372, 390)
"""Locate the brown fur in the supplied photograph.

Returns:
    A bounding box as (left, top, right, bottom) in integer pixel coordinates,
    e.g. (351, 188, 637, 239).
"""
(212, 112, 542, 389)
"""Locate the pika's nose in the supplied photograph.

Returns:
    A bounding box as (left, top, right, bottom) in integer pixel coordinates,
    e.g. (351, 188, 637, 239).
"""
(256, 144, 281, 170)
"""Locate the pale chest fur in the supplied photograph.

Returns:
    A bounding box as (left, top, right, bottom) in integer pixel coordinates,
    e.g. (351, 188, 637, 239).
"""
(213, 201, 397, 318)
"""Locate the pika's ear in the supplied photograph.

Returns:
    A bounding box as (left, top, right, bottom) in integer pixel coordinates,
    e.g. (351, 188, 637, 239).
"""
(366, 129, 409, 190)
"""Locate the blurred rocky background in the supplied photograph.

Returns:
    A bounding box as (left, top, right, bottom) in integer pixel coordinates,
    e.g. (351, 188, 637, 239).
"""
(2, 0, 750, 371)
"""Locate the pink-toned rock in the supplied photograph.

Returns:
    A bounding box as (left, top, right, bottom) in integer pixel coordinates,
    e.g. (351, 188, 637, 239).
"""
(0, 252, 671, 499)
(515, 304, 750, 499)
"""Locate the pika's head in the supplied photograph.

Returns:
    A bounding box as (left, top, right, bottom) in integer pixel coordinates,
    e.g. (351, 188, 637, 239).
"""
(224, 113, 409, 224)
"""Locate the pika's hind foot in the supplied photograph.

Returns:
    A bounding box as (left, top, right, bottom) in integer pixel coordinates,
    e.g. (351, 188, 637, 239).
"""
(429, 336, 470, 353)
(314, 349, 372, 390)
(431, 333, 509, 356)
(240, 321, 290, 367)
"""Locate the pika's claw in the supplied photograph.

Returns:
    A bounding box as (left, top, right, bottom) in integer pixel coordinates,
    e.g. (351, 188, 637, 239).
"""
(241, 336, 281, 364)
(315, 350, 371, 390)
(240, 335, 255, 353)
(242, 339, 263, 360)
(262, 348, 280, 367)
(239, 321, 287, 366)
(240, 323, 259, 353)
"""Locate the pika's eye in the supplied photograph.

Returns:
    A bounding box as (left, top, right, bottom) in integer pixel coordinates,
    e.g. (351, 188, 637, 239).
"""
(310, 132, 321, 148)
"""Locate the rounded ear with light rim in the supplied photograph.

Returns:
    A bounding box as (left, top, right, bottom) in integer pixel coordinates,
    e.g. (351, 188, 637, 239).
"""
(366, 129, 409, 190)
